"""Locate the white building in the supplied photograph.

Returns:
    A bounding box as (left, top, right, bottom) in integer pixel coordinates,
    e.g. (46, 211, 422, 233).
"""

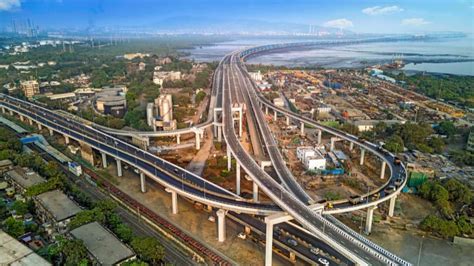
(249, 71, 263, 81)
(304, 155, 326, 171)
(273, 97, 285, 108)
(297, 146, 326, 171)
(146, 103, 155, 127)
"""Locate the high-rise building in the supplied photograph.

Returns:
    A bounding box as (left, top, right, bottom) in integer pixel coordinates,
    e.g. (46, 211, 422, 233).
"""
(20, 80, 39, 98)
(156, 94, 173, 123)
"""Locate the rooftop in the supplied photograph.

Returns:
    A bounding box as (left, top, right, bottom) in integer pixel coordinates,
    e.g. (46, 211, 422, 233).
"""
(6, 167, 46, 189)
(36, 190, 82, 222)
(70, 222, 135, 265)
(0, 230, 51, 265)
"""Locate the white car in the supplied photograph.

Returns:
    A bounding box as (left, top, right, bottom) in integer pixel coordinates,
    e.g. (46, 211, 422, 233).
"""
(310, 247, 320, 255)
(208, 216, 215, 222)
(318, 258, 329, 265)
(237, 232, 247, 239)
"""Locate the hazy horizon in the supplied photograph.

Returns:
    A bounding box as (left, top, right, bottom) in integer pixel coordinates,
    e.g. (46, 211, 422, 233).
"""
(0, 0, 473, 35)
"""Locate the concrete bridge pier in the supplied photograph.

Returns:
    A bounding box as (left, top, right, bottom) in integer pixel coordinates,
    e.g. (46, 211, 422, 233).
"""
(116, 159, 122, 177)
(253, 182, 259, 202)
(265, 106, 268, 115)
(216, 209, 227, 242)
(28, 118, 33, 126)
(195, 132, 201, 150)
(165, 188, 178, 214)
(9, 109, 13, 115)
(380, 161, 387, 179)
(360, 148, 366, 165)
(300, 122, 305, 136)
(365, 206, 377, 234)
(140, 172, 147, 193)
(176, 134, 180, 145)
(37, 123, 42, 130)
(273, 109, 277, 121)
(236, 162, 241, 195)
(330, 138, 335, 151)
(264, 213, 291, 266)
(64, 135, 70, 145)
(19, 115, 24, 122)
(317, 130, 322, 144)
(48, 128, 54, 136)
(227, 149, 232, 171)
(388, 195, 397, 217)
(101, 152, 108, 168)
(1, 107, 4, 113)
(286, 116, 290, 126)
(217, 125, 222, 142)
(349, 142, 354, 151)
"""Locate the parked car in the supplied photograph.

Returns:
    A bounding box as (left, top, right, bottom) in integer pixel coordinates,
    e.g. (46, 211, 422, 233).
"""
(287, 238, 298, 247)
(384, 185, 396, 194)
(318, 257, 330, 265)
(238, 232, 247, 239)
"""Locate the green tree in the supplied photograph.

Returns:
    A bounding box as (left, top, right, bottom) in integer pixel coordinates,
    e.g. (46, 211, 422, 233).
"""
(428, 137, 445, 154)
(437, 121, 457, 137)
(63, 239, 89, 266)
(12, 200, 28, 216)
(4, 217, 26, 237)
(131, 237, 165, 264)
(115, 223, 133, 243)
(384, 135, 404, 153)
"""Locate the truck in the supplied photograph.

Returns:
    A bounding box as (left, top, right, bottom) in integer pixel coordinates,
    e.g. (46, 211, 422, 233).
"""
(393, 157, 401, 165)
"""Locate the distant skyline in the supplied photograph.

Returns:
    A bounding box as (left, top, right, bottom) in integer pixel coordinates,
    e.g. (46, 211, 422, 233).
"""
(0, 0, 473, 34)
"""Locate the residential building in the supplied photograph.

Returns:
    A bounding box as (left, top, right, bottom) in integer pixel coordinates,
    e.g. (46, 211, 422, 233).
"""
(70, 222, 135, 265)
(467, 130, 474, 152)
(0, 159, 13, 174)
(273, 97, 285, 108)
(249, 71, 263, 81)
(4, 167, 46, 194)
(304, 155, 326, 171)
(35, 189, 82, 235)
(20, 80, 39, 98)
(0, 230, 51, 266)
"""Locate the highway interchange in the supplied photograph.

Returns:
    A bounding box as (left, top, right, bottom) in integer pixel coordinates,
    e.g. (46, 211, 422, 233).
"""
(0, 39, 416, 265)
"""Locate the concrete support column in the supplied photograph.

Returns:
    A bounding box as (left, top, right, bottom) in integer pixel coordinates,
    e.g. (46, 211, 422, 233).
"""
(9, 109, 13, 115)
(349, 142, 354, 151)
(37, 123, 42, 130)
(273, 110, 277, 121)
(101, 152, 107, 168)
(330, 138, 335, 151)
(195, 132, 201, 150)
(265, 221, 274, 266)
(360, 148, 365, 165)
(300, 122, 305, 136)
(176, 134, 180, 145)
(388, 195, 397, 217)
(236, 162, 241, 195)
(265, 106, 268, 115)
(286, 116, 290, 126)
(227, 148, 232, 171)
(19, 115, 24, 122)
(253, 182, 259, 202)
(28, 118, 33, 126)
(116, 159, 122, 177)
(48, 128, 54, 136)
(216, 209, 226, 242)
(1, 107, 4, 113)
(317, 130, 322, 145)
(239, 109, 243, 138)
(289, 252, 296, 262)
(64, 135, 70, 145)
(217, 125, 222, 142)
(365, 206, 376, 234)
(380, 161, 387, 179)
(140, 172, 146, 193)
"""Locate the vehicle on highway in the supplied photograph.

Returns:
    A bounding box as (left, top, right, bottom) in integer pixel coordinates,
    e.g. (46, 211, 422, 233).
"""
(287, 238, 298, 247)
(318, 257, 330, 265)
(394, 157, 402, 165)
(208, 216, 215, 223)
(134, 168, 140, 174)
(384, 185, 396, 194)
(349, 195, 363, 205)
(371, 193, 380, 201)
(238, 232, 247, 239)
(310, 247, 320, 255)
(394, 178, 403, 186)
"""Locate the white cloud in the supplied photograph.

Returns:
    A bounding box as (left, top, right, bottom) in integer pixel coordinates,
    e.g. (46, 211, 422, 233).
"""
(362, 5, 404, 15)
(401, 18, 431, 26)
(323, 18, 353, 29)
(0, 0, 20, 11)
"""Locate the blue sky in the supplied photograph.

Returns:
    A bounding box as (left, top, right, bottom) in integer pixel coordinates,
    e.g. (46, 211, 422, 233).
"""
(0, 0, 473, 33)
